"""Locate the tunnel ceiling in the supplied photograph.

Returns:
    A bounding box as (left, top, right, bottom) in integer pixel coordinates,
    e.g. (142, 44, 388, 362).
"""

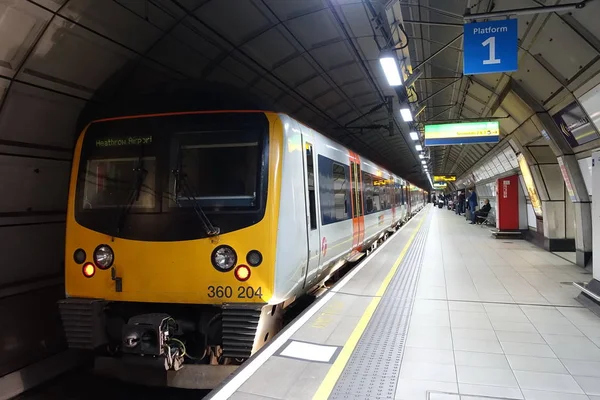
(2, 0, 600, 191)
(0, 0, 431, 187)
(407, 0, 600, 179)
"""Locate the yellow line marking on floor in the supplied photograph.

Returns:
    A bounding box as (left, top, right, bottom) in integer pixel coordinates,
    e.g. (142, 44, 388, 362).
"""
(312, 209, 429, 400)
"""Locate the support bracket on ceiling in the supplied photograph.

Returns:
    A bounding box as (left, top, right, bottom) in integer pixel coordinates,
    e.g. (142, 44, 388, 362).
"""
(464, 1, 587, 20)
(413, 33, 464, 72)
(336, 124, 388, 133)
(414, 104, 427, 119)
(419, 76, 463, 81)
(421, 104, 457, 123)
(343, 102, 387, 127)
(417, 77, 462, 107)
(422, 116, 511, 124)
(387, 95, 394, 137)
(402, 19, 463, 28)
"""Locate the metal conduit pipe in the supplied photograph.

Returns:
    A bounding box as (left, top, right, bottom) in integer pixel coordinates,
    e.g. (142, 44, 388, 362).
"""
(464, 1, 588, 20)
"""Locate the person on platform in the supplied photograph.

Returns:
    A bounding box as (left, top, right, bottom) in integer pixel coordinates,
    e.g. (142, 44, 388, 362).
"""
(454, 192, 459, 214)
(467, 188, 478, 224)
(458, 191, 465, 215)
(475, 199, 491, 224)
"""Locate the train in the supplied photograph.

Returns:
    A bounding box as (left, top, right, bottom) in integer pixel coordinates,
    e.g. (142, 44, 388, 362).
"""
(58, 110, 427, 385)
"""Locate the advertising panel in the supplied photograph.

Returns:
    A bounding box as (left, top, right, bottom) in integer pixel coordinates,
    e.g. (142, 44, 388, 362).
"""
(552, 101, 599, 147)
(557, 157, 577, 202)
(517, 154, 543, 217)
(424, 121, 500, 146)
(579, 82, 600, 137)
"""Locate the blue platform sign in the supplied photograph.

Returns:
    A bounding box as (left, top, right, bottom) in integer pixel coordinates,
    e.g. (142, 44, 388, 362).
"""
(463, 19, 518, 75)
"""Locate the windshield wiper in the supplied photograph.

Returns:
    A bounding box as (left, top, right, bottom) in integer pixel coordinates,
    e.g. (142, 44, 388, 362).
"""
(114, 157, 147, 238)
(172, 163, 220, 237)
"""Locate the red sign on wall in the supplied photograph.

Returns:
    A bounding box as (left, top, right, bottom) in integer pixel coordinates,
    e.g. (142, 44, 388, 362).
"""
(497, 175, 519, 230)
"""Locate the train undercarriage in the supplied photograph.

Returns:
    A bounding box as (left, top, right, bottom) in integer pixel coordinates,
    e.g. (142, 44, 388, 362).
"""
(58, 299, 284, 389)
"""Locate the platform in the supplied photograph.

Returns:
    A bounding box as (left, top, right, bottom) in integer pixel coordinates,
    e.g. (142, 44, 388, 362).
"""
(207, 205, 600, 400)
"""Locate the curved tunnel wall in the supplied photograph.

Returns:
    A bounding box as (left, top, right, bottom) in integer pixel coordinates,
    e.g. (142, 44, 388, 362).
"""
(456, 76, 600, 268)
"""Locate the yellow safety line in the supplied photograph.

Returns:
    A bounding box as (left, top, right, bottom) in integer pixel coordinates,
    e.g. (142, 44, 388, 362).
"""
(312, 209, 428, 400)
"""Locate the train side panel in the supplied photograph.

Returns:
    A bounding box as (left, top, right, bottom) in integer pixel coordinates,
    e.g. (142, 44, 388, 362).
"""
(311, 127, 354, 282)
(360, 160, 392, 246)
(272, 114, 428, 302)
(272, 115, 310, 303)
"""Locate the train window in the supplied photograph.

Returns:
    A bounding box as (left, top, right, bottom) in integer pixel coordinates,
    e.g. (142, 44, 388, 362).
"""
(332, 162, 348, 220)
(362, 172, 374, 214)
(305, 143, 317, 230)
(382, 184, 390, 210)
(317, 155, 350, 225)
(387, 181, 394, 210)
(83, 157, 157, 210)
(372, 176, 383, 212)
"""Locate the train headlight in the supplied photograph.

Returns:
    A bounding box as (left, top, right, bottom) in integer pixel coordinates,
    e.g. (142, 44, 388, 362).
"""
(211, 245, 237, 272)
(93, 244, 114, 270)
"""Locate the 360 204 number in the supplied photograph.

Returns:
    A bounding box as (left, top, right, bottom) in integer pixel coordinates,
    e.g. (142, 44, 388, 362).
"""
(207, 286, 263, 299)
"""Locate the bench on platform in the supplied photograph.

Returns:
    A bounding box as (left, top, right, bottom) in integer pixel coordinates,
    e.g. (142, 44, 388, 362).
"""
(477, 208, 495, 227)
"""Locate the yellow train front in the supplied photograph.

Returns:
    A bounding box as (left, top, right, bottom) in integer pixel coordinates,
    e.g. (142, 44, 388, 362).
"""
(58, 111, 284, 377)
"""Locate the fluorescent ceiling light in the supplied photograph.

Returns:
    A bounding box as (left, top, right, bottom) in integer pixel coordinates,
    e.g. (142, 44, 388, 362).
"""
(400, 108, 413, 122)
(409, 131, 419, 141)
(419, 154, 424, 159)
(421, 160, 426, 164)
(379, 56, 402, 86)
(415, 144, 422, 151)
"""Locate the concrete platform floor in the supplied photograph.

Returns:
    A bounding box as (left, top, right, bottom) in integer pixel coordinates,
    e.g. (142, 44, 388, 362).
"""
(208, 205, 600, 400)
(400, 206, 600, 399)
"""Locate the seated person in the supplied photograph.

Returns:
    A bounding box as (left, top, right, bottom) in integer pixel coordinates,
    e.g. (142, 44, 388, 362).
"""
(475, 199, 492, 224)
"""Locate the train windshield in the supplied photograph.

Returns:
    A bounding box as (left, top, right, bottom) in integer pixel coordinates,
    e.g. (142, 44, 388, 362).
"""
(170, 130, 260, 209)
(82, 156, 157, 210)
(74, 112, 269, 241)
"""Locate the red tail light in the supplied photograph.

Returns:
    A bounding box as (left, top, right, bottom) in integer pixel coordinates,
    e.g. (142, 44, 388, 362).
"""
(234, 265, 251, 282)
(82, 262, 95, 278)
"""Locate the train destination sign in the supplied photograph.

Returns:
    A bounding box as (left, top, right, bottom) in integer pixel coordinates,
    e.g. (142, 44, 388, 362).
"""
(433, 175, 456, 182)
(424, 121, 499, 146)
(463, 19, 518, 75)
(96, 136, 153, 147)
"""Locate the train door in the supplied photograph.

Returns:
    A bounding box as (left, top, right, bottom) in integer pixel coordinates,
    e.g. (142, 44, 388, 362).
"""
(349, 152, 365, 251)
(406, 184, 411, 215)
(403, 182, 407, 217)
(301, 139, 320, 289)
(390, 175, 396, 224)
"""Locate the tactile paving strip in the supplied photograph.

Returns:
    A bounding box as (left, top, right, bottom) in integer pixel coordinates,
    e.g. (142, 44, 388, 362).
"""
(329, 213, 431, 400)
